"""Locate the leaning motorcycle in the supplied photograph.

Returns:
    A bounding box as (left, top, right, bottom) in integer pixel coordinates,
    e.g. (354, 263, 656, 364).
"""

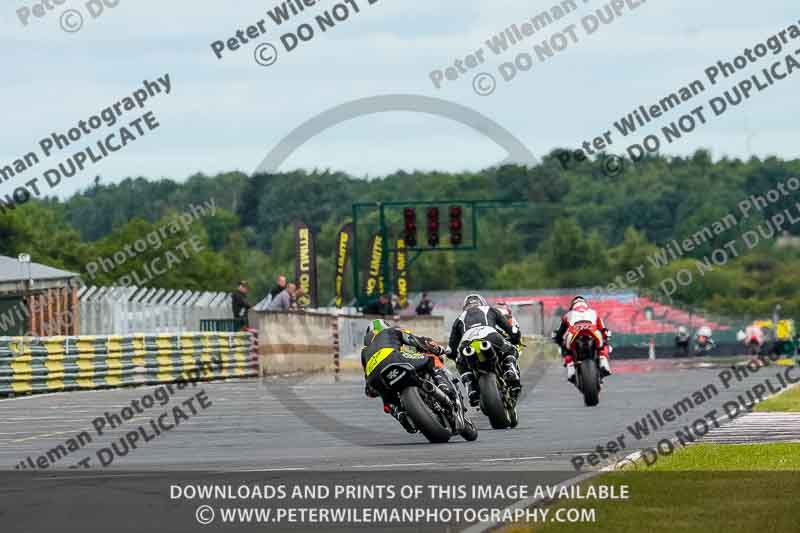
(562, 322, 606, 407)
(693, 326, 715, 355)
(376, 352, 478, 443)
(458, 327, 519, 429)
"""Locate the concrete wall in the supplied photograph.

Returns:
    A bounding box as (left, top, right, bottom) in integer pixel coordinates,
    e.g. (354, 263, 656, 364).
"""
(250, 310, 335, 375)
(250, 310, 445, 376)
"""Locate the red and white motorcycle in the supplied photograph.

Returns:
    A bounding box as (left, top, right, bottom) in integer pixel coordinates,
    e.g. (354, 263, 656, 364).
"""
(561, 321, 609, 407)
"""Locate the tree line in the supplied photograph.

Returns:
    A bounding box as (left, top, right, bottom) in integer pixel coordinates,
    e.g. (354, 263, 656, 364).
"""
(1, 149, 799, 317)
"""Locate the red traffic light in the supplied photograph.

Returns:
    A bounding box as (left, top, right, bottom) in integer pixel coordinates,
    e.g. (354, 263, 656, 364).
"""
(449, 205, 463, 246)
(403, 207, 417, 247)
(427, 207, 440, 247)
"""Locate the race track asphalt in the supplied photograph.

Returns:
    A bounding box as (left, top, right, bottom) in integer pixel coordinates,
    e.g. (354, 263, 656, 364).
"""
(0, 356, 783, 472)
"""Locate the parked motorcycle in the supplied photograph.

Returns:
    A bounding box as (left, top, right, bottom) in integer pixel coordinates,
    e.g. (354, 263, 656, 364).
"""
(458, 326, 519, 429)
(377, 353, 477, 443)
(561, 321, 607, 406)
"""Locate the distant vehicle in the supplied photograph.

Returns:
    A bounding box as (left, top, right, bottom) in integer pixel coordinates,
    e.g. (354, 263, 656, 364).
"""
(675, 326, 690, 357)
(558, 320, 609, 407)
(738, 323, 766, 355)
(738, 319, 797, 358)
(693, 326, 716, 355)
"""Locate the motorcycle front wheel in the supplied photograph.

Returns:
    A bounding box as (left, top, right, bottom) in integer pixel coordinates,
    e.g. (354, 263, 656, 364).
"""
(460, 418, 478, 441)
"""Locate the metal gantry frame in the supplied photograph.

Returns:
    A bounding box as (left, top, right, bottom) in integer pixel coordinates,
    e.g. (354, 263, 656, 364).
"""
(351, 199, 527, 307)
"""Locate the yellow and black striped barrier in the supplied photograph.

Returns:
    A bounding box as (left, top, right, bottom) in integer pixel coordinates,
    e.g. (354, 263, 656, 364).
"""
(0, 332, 258, 396)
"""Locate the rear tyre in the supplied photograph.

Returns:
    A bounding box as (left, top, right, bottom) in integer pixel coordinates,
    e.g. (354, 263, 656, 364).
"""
(580, 360, 600, 407)
(401, 387, 451, 443)
(479, 373, 510, 429)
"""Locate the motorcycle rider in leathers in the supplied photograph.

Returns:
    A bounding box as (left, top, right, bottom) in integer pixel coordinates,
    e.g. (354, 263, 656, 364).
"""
(447, 294, 522, 406)
(553, 296, 612, 382)
(362, 319, 452, 433)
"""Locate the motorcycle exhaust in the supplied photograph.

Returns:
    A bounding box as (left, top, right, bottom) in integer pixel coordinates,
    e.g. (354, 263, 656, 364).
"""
(421, 380, 452, 408)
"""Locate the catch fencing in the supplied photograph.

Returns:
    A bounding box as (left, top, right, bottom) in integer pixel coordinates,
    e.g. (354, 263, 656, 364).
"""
(78, 286, 231, 335)
(0, 331, 257, 396)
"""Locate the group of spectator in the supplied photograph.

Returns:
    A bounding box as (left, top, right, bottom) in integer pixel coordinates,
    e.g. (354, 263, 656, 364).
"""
(232, 276, 436, 319)
(231, 275, 305, 320)
(362, 292, 435, 317)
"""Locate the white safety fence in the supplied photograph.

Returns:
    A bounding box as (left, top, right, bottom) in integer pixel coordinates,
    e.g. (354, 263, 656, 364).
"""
(78, 286, 231, 335)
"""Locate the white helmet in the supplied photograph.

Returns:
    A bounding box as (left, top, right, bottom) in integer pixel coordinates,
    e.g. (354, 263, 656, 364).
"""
(462, 294, 487, 310)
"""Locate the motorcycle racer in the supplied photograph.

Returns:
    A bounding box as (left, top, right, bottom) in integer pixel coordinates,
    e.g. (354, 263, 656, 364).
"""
(495, 301, 519, 331)
(553, 296, 612, 382)
(448, 294, 522, 406)
(362, 319, 452, 433)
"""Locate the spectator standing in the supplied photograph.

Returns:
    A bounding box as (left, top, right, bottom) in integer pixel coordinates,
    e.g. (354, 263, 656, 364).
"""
(231, 281, 252, 326)
(292, 287, 307, 309)
(268, 282, 297, 311)
(269, 275, 287, 299)
(415, 292, 434, 316)
(364, 294, 394, 316)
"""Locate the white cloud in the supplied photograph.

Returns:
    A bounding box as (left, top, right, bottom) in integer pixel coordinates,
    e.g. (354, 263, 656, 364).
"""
(1, 0, 799, 200)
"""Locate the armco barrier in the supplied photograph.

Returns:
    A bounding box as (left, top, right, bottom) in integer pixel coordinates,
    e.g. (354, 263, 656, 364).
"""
(0, 332, 258, 396)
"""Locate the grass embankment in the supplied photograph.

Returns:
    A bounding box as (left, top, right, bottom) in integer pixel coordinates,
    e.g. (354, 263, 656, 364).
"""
(754, 383, 800, 412)
(507, 440, 800, 533)
(506, 367, 800, 532)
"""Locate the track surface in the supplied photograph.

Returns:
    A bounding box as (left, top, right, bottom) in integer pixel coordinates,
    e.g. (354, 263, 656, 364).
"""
(0, 357, 779, 472)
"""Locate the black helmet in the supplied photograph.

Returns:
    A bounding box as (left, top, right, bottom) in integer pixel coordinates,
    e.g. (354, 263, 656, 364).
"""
(463, 294, 487, 310)
(569, 295, 587, 309)
(363, 319, 390, 347)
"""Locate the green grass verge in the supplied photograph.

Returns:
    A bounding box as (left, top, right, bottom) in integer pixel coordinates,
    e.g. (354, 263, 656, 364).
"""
(507, 443, 800, 533)
(754, 383, 800, 412)
(642, 442, 800, 471)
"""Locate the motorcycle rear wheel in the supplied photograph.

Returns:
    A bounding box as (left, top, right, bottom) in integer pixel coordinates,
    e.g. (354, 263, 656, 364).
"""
(580, 360, 600, 407)
(401, 386, 451, 443)
(479, 373, 510, 429)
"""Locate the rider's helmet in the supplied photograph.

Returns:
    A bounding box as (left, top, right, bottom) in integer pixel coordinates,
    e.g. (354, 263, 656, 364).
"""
(569, 295, 587, 309)
(677, 326, 687, 335)
(363, 318, 390, 347)
(496, 301, 512, 317)
(697, 326, 712, 338)
(463, 293, 488, 310)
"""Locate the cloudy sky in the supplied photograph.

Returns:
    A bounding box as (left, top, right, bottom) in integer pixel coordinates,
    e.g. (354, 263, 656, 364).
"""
(1, 0, 798, 199)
